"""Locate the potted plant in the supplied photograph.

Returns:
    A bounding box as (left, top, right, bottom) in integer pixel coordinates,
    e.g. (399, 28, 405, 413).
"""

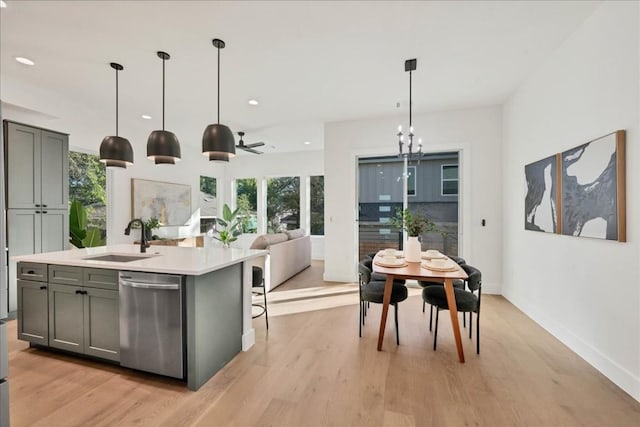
(144, 217, 161, 240)
(213, 204, 242, 248)
(391, 208, 438, 262)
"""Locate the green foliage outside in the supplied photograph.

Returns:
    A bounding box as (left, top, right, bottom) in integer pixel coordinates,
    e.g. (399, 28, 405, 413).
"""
(267, 177, 300, 233)
(200, 176, 216, 196)
(236, 179, 257, 233)
(310, 176, 324, 235)
(69, 200, 105, 248)
(69, 151, 106, 239)
(213, 204, 242, 247)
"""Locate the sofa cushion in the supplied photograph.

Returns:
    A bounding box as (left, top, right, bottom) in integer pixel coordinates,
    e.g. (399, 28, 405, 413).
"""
(285, 229, 305, 240)
(250, 233, 289, 250)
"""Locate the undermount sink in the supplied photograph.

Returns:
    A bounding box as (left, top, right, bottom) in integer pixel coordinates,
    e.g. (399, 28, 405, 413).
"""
(82, 254, 159, 263)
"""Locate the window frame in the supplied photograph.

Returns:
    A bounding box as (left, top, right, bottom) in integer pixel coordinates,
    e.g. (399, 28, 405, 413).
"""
(407, 165, 417, 197)
(441, 164, 459, 196)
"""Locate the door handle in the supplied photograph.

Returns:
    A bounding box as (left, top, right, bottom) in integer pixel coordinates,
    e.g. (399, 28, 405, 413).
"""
(40, 286, 47, 290)
(42, 211, 48, 214)
(120, 279, 179, 290)
(75, 290, 86, 295)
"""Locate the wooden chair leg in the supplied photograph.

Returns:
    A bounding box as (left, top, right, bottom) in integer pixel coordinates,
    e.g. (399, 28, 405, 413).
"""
(433, 308, 440, 351)
(394, 303, 400, 345)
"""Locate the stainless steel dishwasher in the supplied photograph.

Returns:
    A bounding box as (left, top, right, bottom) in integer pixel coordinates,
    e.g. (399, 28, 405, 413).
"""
(119, 271, 184, 379)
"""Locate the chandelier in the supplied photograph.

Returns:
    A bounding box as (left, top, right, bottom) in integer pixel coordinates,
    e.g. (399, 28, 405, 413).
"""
(396, 58, 422, 161)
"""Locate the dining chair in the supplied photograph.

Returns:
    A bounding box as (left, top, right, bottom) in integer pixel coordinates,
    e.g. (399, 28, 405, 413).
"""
(418, 255, 466, 314)
(358, 261, 408, 345)
(252, 266, 268, 329)
(422, 264, 482, 354)
(362, 256, 406, 286)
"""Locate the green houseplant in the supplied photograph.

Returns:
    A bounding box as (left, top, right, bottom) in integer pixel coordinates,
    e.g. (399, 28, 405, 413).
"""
(213, 204, 242, 247)
(391, 208, 438, 262)
(69, 200, 105, 248)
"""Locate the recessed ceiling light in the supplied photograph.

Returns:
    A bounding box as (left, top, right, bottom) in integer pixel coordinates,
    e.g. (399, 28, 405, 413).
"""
(0, 1, 7, 8)
(141, 114, 152, 120)
(248, 99, 259, 106)
(15, 57, 35, 66)
(304, 141, 311, 145)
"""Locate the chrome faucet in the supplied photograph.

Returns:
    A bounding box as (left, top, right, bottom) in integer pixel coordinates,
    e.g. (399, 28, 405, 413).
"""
(124, 218, 150, 253)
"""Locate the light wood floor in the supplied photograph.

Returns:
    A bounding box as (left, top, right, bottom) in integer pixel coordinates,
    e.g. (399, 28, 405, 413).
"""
(7, 262, 640, 426)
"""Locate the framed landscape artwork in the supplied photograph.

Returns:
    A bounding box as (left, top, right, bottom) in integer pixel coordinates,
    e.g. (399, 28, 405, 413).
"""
(561, 130, 626, 241)
(131, 178, 192, 226)
(524, 154, 560, 233)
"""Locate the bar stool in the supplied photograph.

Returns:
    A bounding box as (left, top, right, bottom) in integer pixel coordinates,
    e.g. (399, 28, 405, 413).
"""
(252, 266, 268, 329)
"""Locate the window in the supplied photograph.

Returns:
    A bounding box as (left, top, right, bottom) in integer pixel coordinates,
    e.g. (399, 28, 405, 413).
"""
(442, 164, 459, 196)
(69, 151, 107, 241)
(407, 166, 416, 196)
(236, 178, 257, 233)
(310, 176, 324, 235)
(199, 176, 217, 232)
(267, 176, 300, 232)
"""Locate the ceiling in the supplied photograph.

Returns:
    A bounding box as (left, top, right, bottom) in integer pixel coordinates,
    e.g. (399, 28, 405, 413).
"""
(0, 1, 599, 154)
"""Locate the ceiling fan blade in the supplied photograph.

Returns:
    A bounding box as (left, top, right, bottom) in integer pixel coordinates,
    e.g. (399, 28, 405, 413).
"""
(243, 147, 263, 154)
(245, 142, 265, 148)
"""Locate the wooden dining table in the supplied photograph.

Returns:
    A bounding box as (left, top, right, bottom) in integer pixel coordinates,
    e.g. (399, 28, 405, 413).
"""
(372, 253, 469, 362)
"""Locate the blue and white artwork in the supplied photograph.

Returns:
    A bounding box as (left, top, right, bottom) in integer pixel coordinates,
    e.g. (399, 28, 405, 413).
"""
(561, 132, 624, 241)
(525, 155, 558, 233)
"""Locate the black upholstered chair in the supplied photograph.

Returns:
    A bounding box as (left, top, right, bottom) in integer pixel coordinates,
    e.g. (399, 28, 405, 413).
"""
(422, 264, 482, 354)
(417, 255, 466, 313)
(252, 266, 268, 329)
(358, 261, 408, 345)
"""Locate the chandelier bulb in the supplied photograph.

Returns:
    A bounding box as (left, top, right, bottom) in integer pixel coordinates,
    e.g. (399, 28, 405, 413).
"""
(398, 125, 402, 132)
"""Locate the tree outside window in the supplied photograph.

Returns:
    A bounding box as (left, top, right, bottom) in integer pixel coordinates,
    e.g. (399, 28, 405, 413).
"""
(236, 178, 257, 233)
(310, 176, 324, 235)
(69, 151, 107, 240)
(267, 177, 300, 232)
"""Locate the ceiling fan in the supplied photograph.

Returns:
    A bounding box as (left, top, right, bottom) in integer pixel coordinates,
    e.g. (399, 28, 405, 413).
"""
(235, 131, 265, 154)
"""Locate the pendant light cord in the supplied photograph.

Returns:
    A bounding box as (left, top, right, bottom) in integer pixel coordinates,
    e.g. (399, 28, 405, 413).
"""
(162, 56, 165, 131)
(115, 68, 119, 136)
(217, 45, 220, 124)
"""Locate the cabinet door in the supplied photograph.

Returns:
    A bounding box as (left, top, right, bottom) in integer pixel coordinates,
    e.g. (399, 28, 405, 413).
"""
(7, 210, 41, 312)
(6, 122, 41, 209)
(83, 288, 119, 362)
(41, 210, 69, 253)
(40, 131, 69, 209)
(17, 280, 49, 345)
(48, 283, 84, 353)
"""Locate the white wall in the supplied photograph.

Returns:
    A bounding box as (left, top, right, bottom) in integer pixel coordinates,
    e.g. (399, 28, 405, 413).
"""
(224, 150, 325, 259)
(502, 2, 639, 400)
(324, 106, 503, 292)
(107, 147, 226, 244)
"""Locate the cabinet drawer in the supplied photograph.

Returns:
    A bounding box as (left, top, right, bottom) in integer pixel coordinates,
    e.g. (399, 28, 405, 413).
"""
(18, 262, 47, 282)
(83, 268, 118, 290)
(48, 265, 82, 285)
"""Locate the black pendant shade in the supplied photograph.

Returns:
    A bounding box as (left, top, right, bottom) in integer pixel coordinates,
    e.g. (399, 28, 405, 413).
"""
(99, 63, 134, 168)
(147, 51, 181, 165)
(202, 38, 236, 160)
(202, 123, 235, 161)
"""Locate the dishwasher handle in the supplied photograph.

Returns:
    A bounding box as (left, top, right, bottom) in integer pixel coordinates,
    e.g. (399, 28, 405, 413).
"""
(120, 279, 180, 290)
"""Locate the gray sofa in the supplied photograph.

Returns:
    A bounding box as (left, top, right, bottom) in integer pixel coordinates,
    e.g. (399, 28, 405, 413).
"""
(250, 229, 311, 292)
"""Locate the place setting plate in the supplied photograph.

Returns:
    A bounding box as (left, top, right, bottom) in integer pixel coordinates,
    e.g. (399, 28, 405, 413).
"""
(421, 259, 458, 272)
(421, 250, 448, 260)
(377, 249, 404, 258)
(375, 257, 409, 268)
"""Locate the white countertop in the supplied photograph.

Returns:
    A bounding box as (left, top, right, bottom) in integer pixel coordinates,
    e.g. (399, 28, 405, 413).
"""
(11, 244, 267, 276)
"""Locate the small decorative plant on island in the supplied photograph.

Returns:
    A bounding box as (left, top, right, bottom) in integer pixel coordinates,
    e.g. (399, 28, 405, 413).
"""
(390, 208, 438, 262)
(128, 216, 161, 240)
(213, 204, 242, 248)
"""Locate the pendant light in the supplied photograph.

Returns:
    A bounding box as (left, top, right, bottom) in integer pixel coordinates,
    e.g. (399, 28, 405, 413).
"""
(202, 38, 235, 162)
(99, 63, 134, 168)
(147, 51, 181, 165)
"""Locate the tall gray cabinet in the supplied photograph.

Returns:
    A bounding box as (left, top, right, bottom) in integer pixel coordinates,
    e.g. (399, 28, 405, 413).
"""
(4, 121, 69, 313)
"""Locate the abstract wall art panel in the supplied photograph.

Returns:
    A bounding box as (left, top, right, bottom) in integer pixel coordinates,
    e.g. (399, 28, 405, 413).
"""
(561, 130, 626, 241)
(131, 178, 192, 226)
(525, 154, 561, 233)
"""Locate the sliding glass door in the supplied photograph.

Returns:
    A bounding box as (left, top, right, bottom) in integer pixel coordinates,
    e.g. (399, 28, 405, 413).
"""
(357, 152, 459, 260)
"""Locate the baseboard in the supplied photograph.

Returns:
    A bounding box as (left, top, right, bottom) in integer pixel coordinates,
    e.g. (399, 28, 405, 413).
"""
(323, 273, 357, 283)
(242, 329, 255, 351)
(504, 292, 640, 402)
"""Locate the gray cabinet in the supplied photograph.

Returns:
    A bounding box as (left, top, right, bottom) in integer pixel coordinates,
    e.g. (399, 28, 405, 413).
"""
(44, 264, 120, 361)
(17, 280, 49, 345)
(5, 121, 69, 210)
(48, 283, 119, 361)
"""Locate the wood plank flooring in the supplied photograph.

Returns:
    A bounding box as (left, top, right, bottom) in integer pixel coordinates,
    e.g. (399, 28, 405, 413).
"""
(6, 262, 640, 426)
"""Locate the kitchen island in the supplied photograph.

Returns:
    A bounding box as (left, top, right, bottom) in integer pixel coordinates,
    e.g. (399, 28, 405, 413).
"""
(12, 244, 267, 390)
